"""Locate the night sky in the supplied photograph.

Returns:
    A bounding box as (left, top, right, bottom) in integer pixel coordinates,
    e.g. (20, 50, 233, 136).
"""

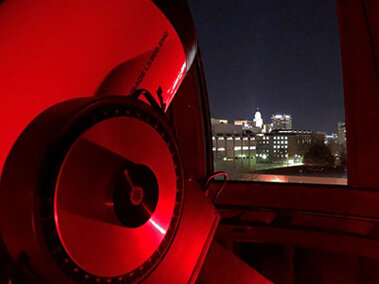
(188, 0, 345, 134)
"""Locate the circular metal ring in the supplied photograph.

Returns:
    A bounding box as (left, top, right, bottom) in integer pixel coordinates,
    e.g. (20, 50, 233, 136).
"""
(0, 96, 184, 283)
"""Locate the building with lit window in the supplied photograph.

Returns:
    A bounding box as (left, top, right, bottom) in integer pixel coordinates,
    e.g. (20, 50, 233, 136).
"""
(212, 117, 325, 168)
(256, 130, 325, 164)
(325, 133, 338, 145)
(211, 118, 228, 124)
(211, 118, 243, 135)
(256, 133, 289, 163)
(271, 114, 292, 130)
(337, 122, 346, 146)
(262, 123, 273, 133)
(234, 119, 262, 134)
(212, 134, 257, 172)
(234, 120, 252, 127)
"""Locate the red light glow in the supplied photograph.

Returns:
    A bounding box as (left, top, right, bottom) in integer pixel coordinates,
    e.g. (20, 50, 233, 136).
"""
(149, 219, 166, 235)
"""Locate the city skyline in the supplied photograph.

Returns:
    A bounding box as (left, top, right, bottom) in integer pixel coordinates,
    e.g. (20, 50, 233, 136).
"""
(188, 0, 345, 134)
(211, 108, 343, 134)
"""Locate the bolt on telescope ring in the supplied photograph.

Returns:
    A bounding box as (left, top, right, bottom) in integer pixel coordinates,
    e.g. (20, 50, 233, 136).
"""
(0, 96, 184, 283)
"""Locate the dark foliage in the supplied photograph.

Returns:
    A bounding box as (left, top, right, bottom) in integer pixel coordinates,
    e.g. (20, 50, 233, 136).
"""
(303, 144, 335, 166)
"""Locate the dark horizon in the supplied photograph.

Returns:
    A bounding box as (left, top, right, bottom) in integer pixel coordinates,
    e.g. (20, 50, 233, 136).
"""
(188, 0, 345, 134)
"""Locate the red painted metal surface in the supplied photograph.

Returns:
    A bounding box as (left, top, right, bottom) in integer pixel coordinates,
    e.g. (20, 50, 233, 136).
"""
(145, 180, 220, 284)
(0, 96, 188, 282)
(4, 0, 379, 282)
(196, 242, 272, 284)
(54, 116, 178, 277)
(0, 0, 187, 178)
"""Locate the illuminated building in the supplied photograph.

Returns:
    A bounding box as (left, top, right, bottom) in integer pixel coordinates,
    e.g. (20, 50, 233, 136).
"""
(211, 118, 228, 124)
(253, 108, 263, 128)
(234, 120, 253, 128)
(212, 134, 257, 172)
(325, 133, 338, 144)
(256, 130, 325, 163)
(324, 133, 343, 157)
(271, 114, 292, 130)
(337, 122, 346, 146)
(211, 118, 243, 135)
(212, 124, 243, 135)
(234, 119, 263, 134)
(256, 133, 289, 163)
(262, 123, 273, 133)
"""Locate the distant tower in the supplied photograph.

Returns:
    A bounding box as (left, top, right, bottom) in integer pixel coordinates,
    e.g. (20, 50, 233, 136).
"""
(337, 122, 346, 146)
(254, 108, 263, 128)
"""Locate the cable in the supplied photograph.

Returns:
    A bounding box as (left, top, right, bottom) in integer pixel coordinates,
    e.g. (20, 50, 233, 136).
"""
(204, 171, 227, 203)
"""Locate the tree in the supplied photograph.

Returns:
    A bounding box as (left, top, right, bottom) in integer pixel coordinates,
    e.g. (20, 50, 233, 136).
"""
(303, 144, 335, 167)
(336, 145, 347, 167)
